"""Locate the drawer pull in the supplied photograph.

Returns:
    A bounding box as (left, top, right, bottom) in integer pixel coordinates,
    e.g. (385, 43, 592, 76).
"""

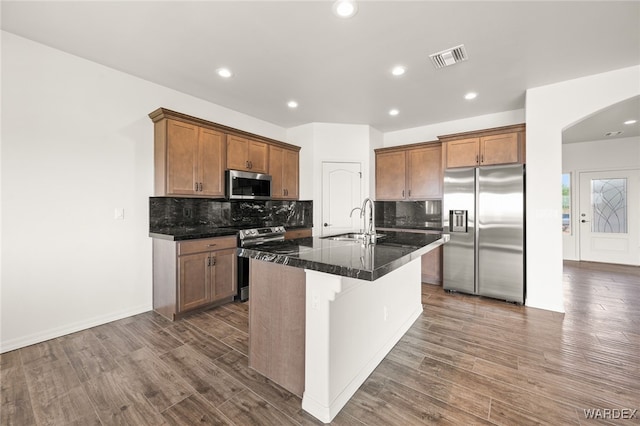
(207, 244, 217, 247)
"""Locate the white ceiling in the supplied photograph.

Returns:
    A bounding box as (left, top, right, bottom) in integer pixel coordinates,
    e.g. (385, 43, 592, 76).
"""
(2, 1, 639, 139)
(562, 95, 640, 144)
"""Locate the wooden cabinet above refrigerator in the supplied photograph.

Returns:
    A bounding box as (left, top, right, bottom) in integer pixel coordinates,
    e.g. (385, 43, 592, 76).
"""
(440, 124, 526, 169)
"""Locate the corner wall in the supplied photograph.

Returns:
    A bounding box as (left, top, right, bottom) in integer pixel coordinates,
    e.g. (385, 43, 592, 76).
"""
(287, 123, 373, 237)
(0, 32, 287, 352)
(526, 65, 640, 312)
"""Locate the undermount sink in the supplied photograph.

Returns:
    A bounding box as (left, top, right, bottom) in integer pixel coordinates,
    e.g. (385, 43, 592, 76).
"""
(323, 232, 386, 242)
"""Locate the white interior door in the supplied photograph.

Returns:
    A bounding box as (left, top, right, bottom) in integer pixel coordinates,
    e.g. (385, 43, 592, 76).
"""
(579, 169, 640, 265)
(321, 162, 362, 236)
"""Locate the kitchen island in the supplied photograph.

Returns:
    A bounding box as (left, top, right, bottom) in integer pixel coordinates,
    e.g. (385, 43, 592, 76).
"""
(239, 230, 448, 423)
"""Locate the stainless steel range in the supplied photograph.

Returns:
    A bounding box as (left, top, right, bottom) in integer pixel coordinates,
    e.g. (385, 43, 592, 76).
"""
(237, 226, 286, 301)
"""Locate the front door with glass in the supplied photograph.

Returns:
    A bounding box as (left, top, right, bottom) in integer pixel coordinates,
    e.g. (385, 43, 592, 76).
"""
(579, 169, 640, 265)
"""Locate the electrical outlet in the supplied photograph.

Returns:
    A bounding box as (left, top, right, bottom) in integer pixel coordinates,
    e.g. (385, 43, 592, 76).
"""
(114, 208, 125, 220)
(183, 207, 193, 218)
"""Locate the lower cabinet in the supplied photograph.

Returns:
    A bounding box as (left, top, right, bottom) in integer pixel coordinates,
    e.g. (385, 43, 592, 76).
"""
(153, 235, 237, 320)
(421, 245, 443, 285)
(284, 228, 312, 240)
(378, 228, 443, 285)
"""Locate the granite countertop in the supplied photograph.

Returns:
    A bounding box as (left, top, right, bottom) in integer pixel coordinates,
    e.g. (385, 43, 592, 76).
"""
(149, 224, 313, 241)
(149, 226, 239, 241)
(238, 230, 448, 281)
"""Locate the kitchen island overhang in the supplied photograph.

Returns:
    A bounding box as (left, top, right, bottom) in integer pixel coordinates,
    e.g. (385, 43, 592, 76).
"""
(239, 231, 448, 423)
(238, 231, 447, 281)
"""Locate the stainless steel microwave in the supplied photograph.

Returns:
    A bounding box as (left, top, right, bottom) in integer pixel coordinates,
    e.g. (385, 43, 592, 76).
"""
(226, 170, 272, 200)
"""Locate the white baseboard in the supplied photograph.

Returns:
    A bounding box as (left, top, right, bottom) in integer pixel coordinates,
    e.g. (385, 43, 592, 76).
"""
(0, 303, 152, 353)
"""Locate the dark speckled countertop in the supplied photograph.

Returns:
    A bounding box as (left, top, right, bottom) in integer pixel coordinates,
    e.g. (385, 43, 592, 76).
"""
(238, 231, 448, 281)
(149, 226, 239, 241)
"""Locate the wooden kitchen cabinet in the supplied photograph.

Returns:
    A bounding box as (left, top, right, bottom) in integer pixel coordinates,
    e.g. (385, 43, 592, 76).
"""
(375, 142, 442, 200)
(227, 135, 268, 173)
(421, 245, 443, 285)
(153, 235, 237, 320)
(269, 145, 300, 199)
(284, 228, 312, 240)
(150, 108, 302, 198)
(376, 150, 406, 200)
(377, 227, 442, 284)
(151, 113, 225, 197)
(441, 124, 526, 169)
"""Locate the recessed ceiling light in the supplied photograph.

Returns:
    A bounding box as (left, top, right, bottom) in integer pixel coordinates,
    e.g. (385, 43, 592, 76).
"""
(464, 92, 477, 100)
(217, 68, 232, 78)
(624, 119, 637, 125)
(389, 109, 399, 116)
(332, 0, 358, 18)
(391, 66, 406, 76)
(287, 101, 298, 109)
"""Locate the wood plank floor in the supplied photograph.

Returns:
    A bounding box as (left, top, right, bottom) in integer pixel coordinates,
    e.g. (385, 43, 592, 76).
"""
(2, 260, 639, 425)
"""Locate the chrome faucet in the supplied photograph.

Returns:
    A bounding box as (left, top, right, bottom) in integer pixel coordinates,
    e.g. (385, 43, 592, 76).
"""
(350, 197, 377, 244)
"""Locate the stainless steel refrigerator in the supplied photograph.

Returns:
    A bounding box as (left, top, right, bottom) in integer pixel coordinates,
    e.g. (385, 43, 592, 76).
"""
(443, 164, 525, 304)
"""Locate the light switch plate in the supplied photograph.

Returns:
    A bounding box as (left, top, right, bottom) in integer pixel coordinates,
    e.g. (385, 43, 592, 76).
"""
(114, 208, 125, 220)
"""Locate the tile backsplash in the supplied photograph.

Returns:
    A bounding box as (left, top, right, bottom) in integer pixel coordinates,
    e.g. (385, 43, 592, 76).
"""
(149, 197, 313, 231)
(375, 200, 442, 230)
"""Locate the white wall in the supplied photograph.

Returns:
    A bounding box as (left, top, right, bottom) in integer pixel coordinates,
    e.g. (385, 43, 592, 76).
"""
(369, 127, 384, 197)
(562, 136, 640, 260)
(288, 123, 373, 236)
(526, 65, 640, 313)
(286, 124, 315, 201)
(0, 32, 288, 352)
(383, 109, 525, 147)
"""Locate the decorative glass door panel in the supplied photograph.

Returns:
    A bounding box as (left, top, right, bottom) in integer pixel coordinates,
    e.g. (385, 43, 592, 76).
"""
(591, 178, 627, 233)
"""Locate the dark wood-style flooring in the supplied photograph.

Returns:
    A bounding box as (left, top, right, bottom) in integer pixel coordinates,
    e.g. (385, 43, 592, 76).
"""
(2, 260, 639, 425)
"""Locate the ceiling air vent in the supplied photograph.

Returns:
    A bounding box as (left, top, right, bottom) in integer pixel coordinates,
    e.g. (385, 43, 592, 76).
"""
(429, 44, 468, 69)
(604, 131, 623, 137)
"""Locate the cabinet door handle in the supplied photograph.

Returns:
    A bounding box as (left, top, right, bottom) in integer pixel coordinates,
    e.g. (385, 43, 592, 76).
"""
(402, 190, 405, 197)
(249, 161, 253, 169)
(195, 183, 199, 192)
(476, 154, 479, 164)
(408, 189, 411, 197)
(211, 257, 216, 266)
(207, 256, 211, 266)
(245, 160, 249, 168)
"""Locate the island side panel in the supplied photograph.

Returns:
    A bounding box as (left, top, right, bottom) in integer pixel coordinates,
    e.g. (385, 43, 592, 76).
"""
(302, 258, 423, 423)
(248, 259, 306, 397)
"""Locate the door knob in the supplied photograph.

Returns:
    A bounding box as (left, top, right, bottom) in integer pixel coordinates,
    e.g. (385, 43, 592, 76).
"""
(324, 223, 331, 227)
(581, 219, 589, 223)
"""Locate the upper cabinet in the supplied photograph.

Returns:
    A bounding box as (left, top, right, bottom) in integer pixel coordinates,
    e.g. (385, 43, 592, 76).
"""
(149, 108, 301, 199)
(227, 135, 268, 173)
(440, 124, 526, 169)
(153, 118, 225, 197)
(375, 142, 442, 201)
(269, 145, 300, 200)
